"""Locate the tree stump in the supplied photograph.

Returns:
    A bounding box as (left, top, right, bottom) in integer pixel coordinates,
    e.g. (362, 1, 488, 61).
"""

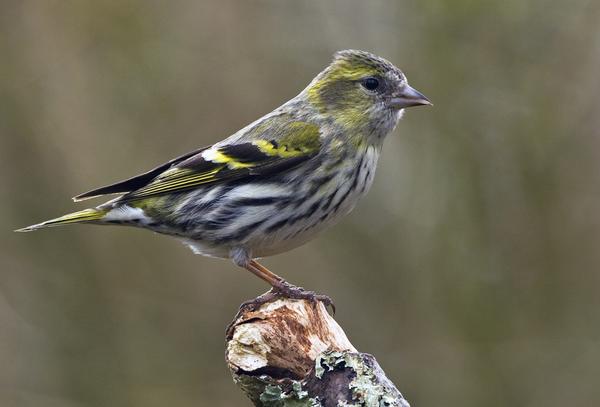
(225, 291, 410, 407)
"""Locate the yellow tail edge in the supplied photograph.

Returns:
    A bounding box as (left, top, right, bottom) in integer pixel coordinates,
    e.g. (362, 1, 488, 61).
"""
(15, 208, 108, 232)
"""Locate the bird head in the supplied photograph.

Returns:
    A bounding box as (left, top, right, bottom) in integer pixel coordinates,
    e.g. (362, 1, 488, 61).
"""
(305, 50, 430, 136)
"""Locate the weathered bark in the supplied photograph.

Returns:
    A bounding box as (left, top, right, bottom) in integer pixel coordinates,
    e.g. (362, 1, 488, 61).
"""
(225, 291, 410, 407)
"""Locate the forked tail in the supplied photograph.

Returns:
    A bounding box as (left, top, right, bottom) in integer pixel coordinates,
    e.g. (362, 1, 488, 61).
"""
(15, 208, 108, 232)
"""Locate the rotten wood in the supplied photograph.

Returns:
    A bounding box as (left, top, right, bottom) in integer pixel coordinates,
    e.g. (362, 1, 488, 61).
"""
(225, 291, 410, 407)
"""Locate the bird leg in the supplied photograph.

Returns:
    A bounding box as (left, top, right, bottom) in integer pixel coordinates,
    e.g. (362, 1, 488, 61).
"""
(240, 259, 335, 314)
(243, 259, 285, 287)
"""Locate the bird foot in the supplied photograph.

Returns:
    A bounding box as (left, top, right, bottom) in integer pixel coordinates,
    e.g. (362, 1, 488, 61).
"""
(272, 281, 335, 314)
(236, 284, 335, 314)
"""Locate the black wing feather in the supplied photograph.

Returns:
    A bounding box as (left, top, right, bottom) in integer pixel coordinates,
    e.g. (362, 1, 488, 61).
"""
(119, 144, 317, 202)
(72, 146, 208, 201)
(73, 120, 322, 201)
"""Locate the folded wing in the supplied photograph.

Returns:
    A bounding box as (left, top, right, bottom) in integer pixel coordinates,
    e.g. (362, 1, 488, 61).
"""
(73, 120, 321, 202)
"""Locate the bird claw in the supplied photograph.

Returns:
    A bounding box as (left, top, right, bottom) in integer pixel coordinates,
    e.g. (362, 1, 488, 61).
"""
(232, 282, 335, 321)
(272, 282, 336, 315)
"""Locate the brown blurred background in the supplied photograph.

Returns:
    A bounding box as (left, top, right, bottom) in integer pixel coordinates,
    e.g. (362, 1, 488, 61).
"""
(2, 1, 600, 406)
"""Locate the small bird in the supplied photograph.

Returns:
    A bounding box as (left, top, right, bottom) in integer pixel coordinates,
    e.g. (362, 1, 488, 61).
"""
(17, 50, 430, 302)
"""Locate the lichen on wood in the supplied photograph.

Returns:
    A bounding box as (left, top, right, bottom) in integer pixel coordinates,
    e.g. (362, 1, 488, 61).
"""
(225, 292, 410, 407)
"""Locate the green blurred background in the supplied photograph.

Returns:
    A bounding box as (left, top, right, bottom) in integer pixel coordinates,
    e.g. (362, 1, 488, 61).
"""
(2, 1, 600, 406)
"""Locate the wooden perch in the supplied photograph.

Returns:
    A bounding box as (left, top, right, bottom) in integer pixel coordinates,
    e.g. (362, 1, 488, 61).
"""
(225, 291, 410, 406)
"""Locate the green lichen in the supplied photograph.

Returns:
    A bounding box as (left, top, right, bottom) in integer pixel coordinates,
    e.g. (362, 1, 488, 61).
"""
(258, 383, 321, 407)
(315, 351, 346, 378)
(315, 351, 408, 407)
(235, 350, 407, 406)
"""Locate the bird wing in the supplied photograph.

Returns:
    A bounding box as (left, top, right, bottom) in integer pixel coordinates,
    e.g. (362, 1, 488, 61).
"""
(73, 147, 208, 201)
(73, 120, 322, 202)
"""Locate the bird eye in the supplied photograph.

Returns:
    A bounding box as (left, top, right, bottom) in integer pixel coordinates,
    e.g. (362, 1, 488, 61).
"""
(361, 77, 380, 91)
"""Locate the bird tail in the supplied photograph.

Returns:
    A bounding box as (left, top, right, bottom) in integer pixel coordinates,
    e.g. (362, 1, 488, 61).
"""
(15, 207, 109, 232)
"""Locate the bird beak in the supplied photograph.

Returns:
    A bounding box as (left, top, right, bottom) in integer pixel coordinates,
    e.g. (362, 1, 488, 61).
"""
(389, 85, 432, 109)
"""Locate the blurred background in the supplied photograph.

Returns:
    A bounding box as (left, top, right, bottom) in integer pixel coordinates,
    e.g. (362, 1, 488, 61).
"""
(2, 1, 600, 406)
